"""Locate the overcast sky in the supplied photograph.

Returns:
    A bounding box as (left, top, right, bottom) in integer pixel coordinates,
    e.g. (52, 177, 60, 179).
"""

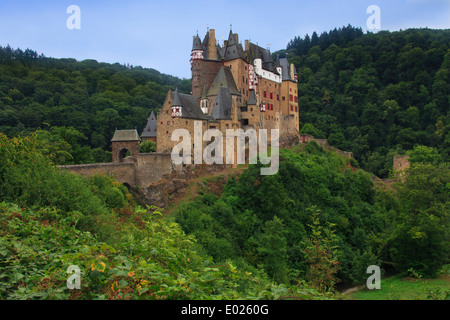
(0, 0, 449, 79)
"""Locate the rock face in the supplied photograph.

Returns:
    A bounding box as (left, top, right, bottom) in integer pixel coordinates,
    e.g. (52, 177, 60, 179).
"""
(141, 164, 227, 208)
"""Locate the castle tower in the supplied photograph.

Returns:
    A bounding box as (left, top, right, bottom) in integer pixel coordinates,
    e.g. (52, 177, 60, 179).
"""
(111, 129, 141, 163)
(191, 30, 223, 99)
(190, 34, 204, 68)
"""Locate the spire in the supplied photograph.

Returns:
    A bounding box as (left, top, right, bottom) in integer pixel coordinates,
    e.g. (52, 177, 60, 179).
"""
(172, 88, 181, 106)
(227, 29, 237, 46)
(192, 34, 203, 51)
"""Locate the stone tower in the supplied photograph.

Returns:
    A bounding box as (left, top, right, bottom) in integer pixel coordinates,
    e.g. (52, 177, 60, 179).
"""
(111, 129, 141, 163)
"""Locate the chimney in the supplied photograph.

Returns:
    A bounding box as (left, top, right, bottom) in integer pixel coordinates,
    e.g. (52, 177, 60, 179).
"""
(245, 39, 249, 52)
(208, 29, 218, 60)
(290, 63, 295, 80)
(234, 33, 238, 44)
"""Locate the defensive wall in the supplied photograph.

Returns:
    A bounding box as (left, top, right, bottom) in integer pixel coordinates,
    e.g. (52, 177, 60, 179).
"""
(59, 153, 175, 188)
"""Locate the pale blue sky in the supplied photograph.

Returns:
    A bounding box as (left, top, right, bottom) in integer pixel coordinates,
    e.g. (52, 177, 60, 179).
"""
(0, 0, 449, 79)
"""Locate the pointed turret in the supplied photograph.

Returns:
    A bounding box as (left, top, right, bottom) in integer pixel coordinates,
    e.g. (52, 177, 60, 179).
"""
(200, 86, 208, 114)
(141, 110, 157, 141)
(172, 88, 182, 117)
(190, 33, 204, 67)
(224, 29, 243, 61)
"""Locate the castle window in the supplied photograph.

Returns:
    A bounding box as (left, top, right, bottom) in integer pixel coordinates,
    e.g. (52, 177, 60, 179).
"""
(167, 121, 170, 125)
(295, 106, 298, 112)
(289, 95, 293, 101)
(277, 94, 280, 101)
(166, 131, 169, 134)
(263, 91, 266, 98)
(290, 105, 293, 111)
(270, 93, 273, 99)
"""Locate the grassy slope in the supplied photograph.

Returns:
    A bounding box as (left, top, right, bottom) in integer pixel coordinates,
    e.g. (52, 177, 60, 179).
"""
(344, 268, 450, 300)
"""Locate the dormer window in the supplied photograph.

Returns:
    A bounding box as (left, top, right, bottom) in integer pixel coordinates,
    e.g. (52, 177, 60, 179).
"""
(172, 106, 182, 118)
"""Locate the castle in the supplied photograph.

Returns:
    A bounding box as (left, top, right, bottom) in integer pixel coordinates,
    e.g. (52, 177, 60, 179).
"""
(140, 28, 300, 158)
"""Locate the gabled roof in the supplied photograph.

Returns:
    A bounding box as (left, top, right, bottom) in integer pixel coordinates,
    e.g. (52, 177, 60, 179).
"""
(207, 66, 241, 97)
(111, 129, 140, 142)
(170, 89, 212, 120)
(211, 86, 232, 120)
(141, 110, 157, 138)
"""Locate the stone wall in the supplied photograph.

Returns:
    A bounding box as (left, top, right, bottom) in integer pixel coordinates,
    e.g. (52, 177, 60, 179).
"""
(393, 155, 410, 172)
(60, 153, 176, 189)
(60, 162, 136, 185)
(135, 153, 175, 188)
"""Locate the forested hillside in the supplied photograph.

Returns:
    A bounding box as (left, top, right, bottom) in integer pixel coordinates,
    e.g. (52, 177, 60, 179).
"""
(173, 143, 449, 289)
(276, 26, 449, 177)
(0, 46, 190, 163)
(1, 27, 448, 174)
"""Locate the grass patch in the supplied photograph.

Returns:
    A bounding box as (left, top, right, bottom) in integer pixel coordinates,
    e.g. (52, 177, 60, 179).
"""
(347, 269, 450, 300)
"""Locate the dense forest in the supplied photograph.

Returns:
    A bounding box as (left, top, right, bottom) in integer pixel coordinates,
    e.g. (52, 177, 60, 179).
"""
(276, 26, 449, 177)
(0, 46, 190, 163)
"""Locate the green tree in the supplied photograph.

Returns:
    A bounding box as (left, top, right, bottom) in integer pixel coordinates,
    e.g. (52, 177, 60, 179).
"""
(140, 140, 156, 153)
(257, 216, 288, 283)
(302, 206, 340, 293)
(383, 163, 449, 276)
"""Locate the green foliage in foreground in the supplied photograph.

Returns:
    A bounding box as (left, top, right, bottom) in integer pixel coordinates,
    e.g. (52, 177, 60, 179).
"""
(0, 202, 327, 300)
(0, 133, 326, 300)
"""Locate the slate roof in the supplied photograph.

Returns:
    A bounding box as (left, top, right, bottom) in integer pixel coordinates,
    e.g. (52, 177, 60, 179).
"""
(248, 90, 257, 105)
(278, 57, 297, 81)
(247, 42, 278, 74)
(141, 110, 157, 138)
(111, 129, 140, 142)
(223, 31, 245, 61)
(192, 34, 203, 51)
(171, 89, 212, 120)
(211, 86, 233, 120)
(207, 66, 241, 97)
